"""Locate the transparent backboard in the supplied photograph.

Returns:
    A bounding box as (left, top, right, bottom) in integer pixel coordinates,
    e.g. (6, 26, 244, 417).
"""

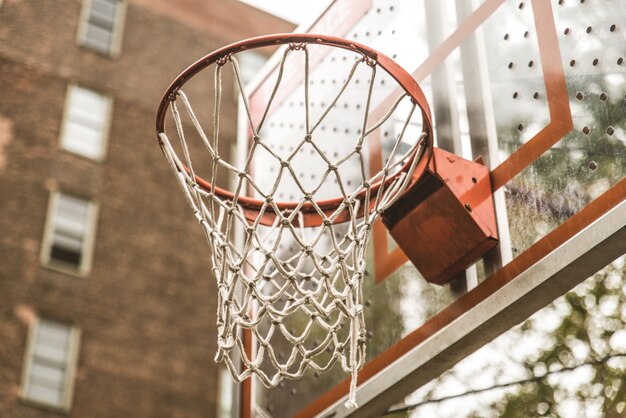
(237, 0, 626, 416)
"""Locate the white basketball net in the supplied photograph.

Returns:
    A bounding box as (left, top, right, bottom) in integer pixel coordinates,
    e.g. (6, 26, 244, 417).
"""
(158, 43, 428, 408)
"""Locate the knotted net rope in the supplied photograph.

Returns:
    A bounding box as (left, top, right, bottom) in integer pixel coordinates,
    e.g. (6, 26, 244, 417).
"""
(158, 43, 428, 408)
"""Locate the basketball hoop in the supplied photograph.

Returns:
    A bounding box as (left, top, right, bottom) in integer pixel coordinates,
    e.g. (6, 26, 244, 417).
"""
(155, 33, 433, 408)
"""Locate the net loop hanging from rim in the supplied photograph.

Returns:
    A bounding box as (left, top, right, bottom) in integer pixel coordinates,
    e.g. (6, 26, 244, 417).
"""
(156, 34, 433, 409)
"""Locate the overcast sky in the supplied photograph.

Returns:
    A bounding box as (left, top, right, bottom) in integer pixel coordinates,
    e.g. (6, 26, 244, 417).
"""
(239, 0, 331, 24)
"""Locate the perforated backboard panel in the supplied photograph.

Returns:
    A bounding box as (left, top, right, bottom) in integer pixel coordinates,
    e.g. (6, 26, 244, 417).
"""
(237, 0, 626, 416)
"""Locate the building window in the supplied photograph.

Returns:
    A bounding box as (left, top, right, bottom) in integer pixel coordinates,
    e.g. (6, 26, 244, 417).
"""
(78, 0, 126, 56)
(41, 192, 98, 276)
(21, 318, 80, 411)
(60, 85, 112, 160)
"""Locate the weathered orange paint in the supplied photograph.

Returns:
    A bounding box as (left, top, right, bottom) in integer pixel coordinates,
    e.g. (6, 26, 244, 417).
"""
(382, 148, 498, 285)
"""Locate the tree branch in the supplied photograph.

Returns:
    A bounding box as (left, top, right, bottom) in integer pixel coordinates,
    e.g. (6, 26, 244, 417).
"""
(384, 353, 626, 415)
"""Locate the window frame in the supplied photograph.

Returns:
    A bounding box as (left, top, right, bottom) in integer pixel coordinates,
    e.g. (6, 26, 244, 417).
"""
(76, 0, 127, 58)
(59, 84, 113, 162)
(40, 191, 99, 278)
(20, 318, 81, 412)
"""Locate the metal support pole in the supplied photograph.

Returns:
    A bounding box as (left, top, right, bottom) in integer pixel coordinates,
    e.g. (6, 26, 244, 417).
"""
(456, 0, 513, 277)
(423, 0, 474, 297)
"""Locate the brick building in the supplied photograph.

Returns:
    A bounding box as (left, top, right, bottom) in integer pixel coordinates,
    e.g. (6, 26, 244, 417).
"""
(0, 1, 292, 417)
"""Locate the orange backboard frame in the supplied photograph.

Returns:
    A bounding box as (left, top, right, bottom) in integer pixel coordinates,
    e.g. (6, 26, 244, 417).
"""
(236, 0, 626, 416)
